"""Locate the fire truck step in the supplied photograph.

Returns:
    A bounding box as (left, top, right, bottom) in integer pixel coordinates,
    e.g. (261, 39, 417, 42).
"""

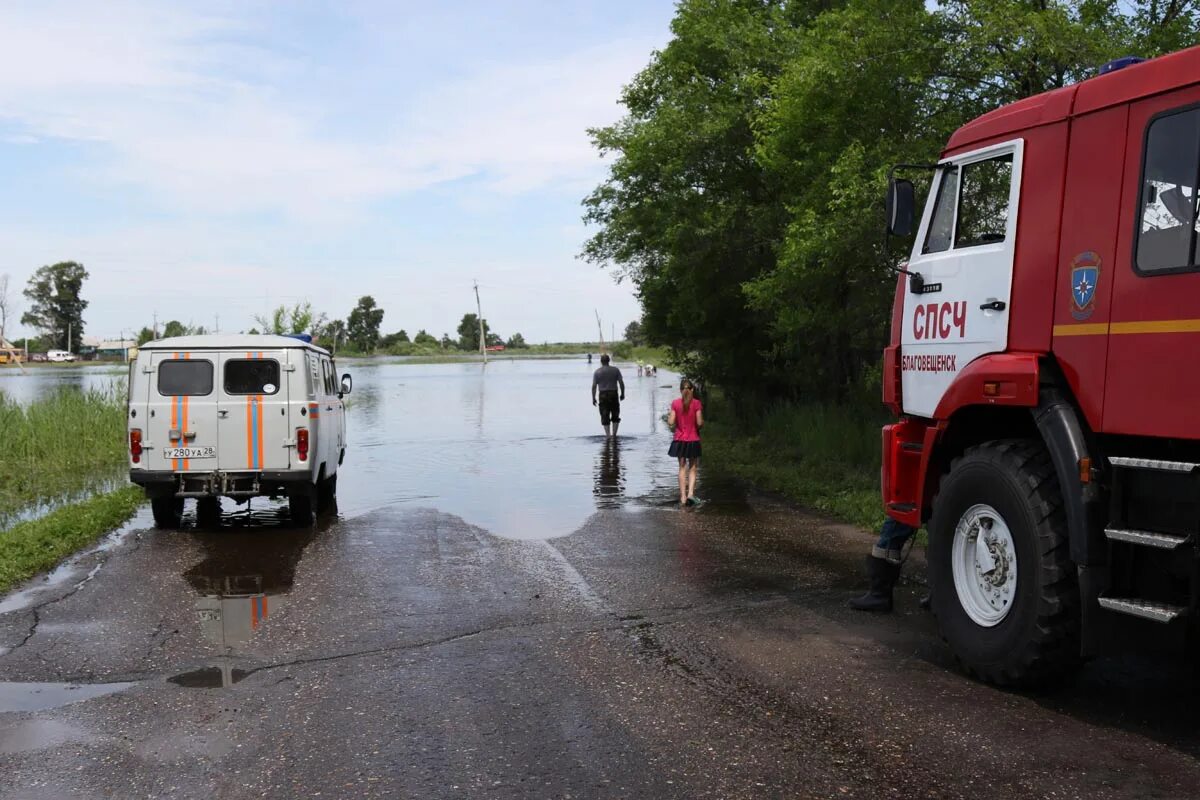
(1098, 597, 1187, 623)
(1108, 457, 1200, 473)
(1104, 527, 1190, 549)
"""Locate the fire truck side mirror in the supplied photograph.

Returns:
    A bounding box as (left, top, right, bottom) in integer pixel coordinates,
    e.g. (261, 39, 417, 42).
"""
(886, 178, 915, 237)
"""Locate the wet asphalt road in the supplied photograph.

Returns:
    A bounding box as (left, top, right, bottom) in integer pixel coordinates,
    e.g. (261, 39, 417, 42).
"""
(3, 360, 1200, 799)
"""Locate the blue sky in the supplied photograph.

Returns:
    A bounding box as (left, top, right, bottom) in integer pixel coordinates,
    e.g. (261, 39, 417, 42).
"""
(0, 1, 677, 343)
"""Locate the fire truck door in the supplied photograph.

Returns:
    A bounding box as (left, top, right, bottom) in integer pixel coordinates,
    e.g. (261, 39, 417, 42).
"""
(1103, 89, 1200, 439)
(900, 140, 1024, 418)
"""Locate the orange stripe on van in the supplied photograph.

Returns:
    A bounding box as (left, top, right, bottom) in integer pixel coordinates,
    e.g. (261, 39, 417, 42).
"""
(181, 353, 191, 470)
(171, 351, 180, 471)
(256, 394, 264, 469)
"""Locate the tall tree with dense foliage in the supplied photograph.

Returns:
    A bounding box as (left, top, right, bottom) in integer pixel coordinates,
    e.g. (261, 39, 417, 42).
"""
(456, 313, 491, 352)
(21, 261, 89, 352)
(585, 0, 1200, 403)
(347, 296, 384, 352)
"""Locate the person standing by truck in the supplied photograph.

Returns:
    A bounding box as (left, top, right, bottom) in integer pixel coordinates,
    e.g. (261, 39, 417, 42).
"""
(848, 519, 918, 612)
(591, 353, 625, 438)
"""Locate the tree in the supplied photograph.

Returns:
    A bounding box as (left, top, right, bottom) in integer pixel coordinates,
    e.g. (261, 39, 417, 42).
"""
(162, 320, 188, 339)
(136, 326, 156, 346)
(623, 320, 643, 347)
(318, 319, 346, 352)
(583, 0, 1199, 403)
(0, 274, 12, 345)
(456, 313, 491, 352)
(21, 261, 89, 352)
(440, 333, 455, 350)
(414, 329, 439, 346)
(346, 296, 384, 352)
(255, 301, 327, 336)
(506, 332, 528, 349)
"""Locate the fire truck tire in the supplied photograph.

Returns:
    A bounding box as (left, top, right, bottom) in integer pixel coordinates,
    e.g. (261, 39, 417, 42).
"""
(929, 439, 1081, 687)
(151, 496, 184, 529)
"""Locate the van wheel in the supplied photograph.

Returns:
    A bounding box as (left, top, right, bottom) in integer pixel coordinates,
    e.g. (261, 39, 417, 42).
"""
(929, 439, 1080, 687)
(317, 474, 337, 514)
(151, 496, 184, 529)
(289, 491, 315, 527)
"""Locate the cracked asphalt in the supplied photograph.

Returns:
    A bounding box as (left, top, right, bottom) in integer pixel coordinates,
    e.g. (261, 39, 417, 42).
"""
(3, 360, 1200, 799)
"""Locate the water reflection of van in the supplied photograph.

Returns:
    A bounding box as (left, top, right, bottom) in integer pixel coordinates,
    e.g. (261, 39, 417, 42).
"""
(127, 334, 352, 527)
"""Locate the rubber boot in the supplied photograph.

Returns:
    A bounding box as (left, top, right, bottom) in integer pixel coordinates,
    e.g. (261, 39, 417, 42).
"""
(848, 555, 902, 612)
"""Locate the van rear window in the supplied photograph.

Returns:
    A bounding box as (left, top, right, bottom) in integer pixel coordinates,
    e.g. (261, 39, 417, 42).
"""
(225, 359, 281, 395)
(158, 360, 213, 396)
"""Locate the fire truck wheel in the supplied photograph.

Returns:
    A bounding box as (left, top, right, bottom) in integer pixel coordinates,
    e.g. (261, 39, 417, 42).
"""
(929, 439, 1080, 687)
(151, 496, 184, 530)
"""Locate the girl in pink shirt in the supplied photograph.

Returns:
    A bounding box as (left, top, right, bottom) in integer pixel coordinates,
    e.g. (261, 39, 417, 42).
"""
(667, 378, 704, 506)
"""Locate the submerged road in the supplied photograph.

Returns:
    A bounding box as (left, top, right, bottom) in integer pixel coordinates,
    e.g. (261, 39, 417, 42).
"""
(2, 360, 1200, 798)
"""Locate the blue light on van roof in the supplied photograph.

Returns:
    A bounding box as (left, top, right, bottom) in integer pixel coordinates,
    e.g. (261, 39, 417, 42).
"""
(1099, 56, 1145, 75)
(286, 333, 313, 343)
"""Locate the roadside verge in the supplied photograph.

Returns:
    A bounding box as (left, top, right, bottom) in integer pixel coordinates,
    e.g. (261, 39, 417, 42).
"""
(0, 486, 144, 595)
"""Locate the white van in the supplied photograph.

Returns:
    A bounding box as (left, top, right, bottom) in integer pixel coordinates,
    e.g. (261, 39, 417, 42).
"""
(47, 350, 76, 362)
(127, 334, 351, 527)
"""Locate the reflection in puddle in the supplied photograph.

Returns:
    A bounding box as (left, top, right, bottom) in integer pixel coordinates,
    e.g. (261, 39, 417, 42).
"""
(0, 680, 135, 713)
(172, 507, 320, 688)
(169, 663, 250, 689)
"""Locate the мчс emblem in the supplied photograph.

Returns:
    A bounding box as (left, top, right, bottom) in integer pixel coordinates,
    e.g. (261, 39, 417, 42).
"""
(1070, 251, 1101, 321)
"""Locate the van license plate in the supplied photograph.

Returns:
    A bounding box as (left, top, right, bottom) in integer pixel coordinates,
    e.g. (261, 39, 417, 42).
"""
(163, 446, 216, 459)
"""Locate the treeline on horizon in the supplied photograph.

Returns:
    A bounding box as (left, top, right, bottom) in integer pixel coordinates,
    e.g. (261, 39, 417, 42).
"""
(582, 0, 1200, 408)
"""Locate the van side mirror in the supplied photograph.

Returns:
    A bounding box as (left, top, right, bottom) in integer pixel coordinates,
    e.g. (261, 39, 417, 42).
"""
(340, 373, 352, 395)
(886, 178, 915, 237)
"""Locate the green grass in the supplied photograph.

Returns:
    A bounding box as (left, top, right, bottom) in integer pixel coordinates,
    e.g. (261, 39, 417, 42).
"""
(0, 386, 128, 520)
(0, 486, 144, 594)
(703, 396, 889, 530)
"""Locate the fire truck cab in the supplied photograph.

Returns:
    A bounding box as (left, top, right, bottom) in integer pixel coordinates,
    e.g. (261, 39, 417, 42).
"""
(884, 46, 1200, 685)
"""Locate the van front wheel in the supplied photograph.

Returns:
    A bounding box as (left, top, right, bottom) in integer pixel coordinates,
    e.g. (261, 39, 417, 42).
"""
(151, 496, 183, 529)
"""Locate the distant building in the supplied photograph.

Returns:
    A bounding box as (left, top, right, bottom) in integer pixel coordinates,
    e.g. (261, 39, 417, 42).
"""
(94, 339, 138, 360)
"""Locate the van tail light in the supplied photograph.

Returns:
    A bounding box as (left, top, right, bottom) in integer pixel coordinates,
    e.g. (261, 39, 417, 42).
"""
(130, 429, 143, 464)
(297, 428, 309, 462)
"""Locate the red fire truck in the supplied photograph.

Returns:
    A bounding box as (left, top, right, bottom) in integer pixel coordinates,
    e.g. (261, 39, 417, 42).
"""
(884, 46, 1200, 685)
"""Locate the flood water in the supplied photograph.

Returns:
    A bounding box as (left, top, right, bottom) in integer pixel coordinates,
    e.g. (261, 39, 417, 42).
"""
(1, 357, 714, 540)
(334, 357, 706, 539)
(0, 363, 128, 404)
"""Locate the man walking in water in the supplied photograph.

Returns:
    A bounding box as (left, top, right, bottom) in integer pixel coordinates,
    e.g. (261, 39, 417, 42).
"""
(591, 353, 625, 438)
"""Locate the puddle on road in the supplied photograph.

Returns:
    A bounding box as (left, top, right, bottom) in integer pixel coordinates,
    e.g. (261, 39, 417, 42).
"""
(0, 680, 136, 713)
(333, 359, 748, 539)
(169, 664, 250, 689)
(164, 508, 322, 689)
(0, 718, 94, 753)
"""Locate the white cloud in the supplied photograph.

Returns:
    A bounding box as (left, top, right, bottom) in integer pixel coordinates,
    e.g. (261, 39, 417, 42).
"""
(0, 2, 653, 220)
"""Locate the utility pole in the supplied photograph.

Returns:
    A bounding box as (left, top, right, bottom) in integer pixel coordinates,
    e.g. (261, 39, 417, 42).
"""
(595, 309, 606, 354)
(215, 314, 220, 334)
(153, 311, 158, 340)
(474, 280, 487, 364)
(67, 320, 72, 354)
